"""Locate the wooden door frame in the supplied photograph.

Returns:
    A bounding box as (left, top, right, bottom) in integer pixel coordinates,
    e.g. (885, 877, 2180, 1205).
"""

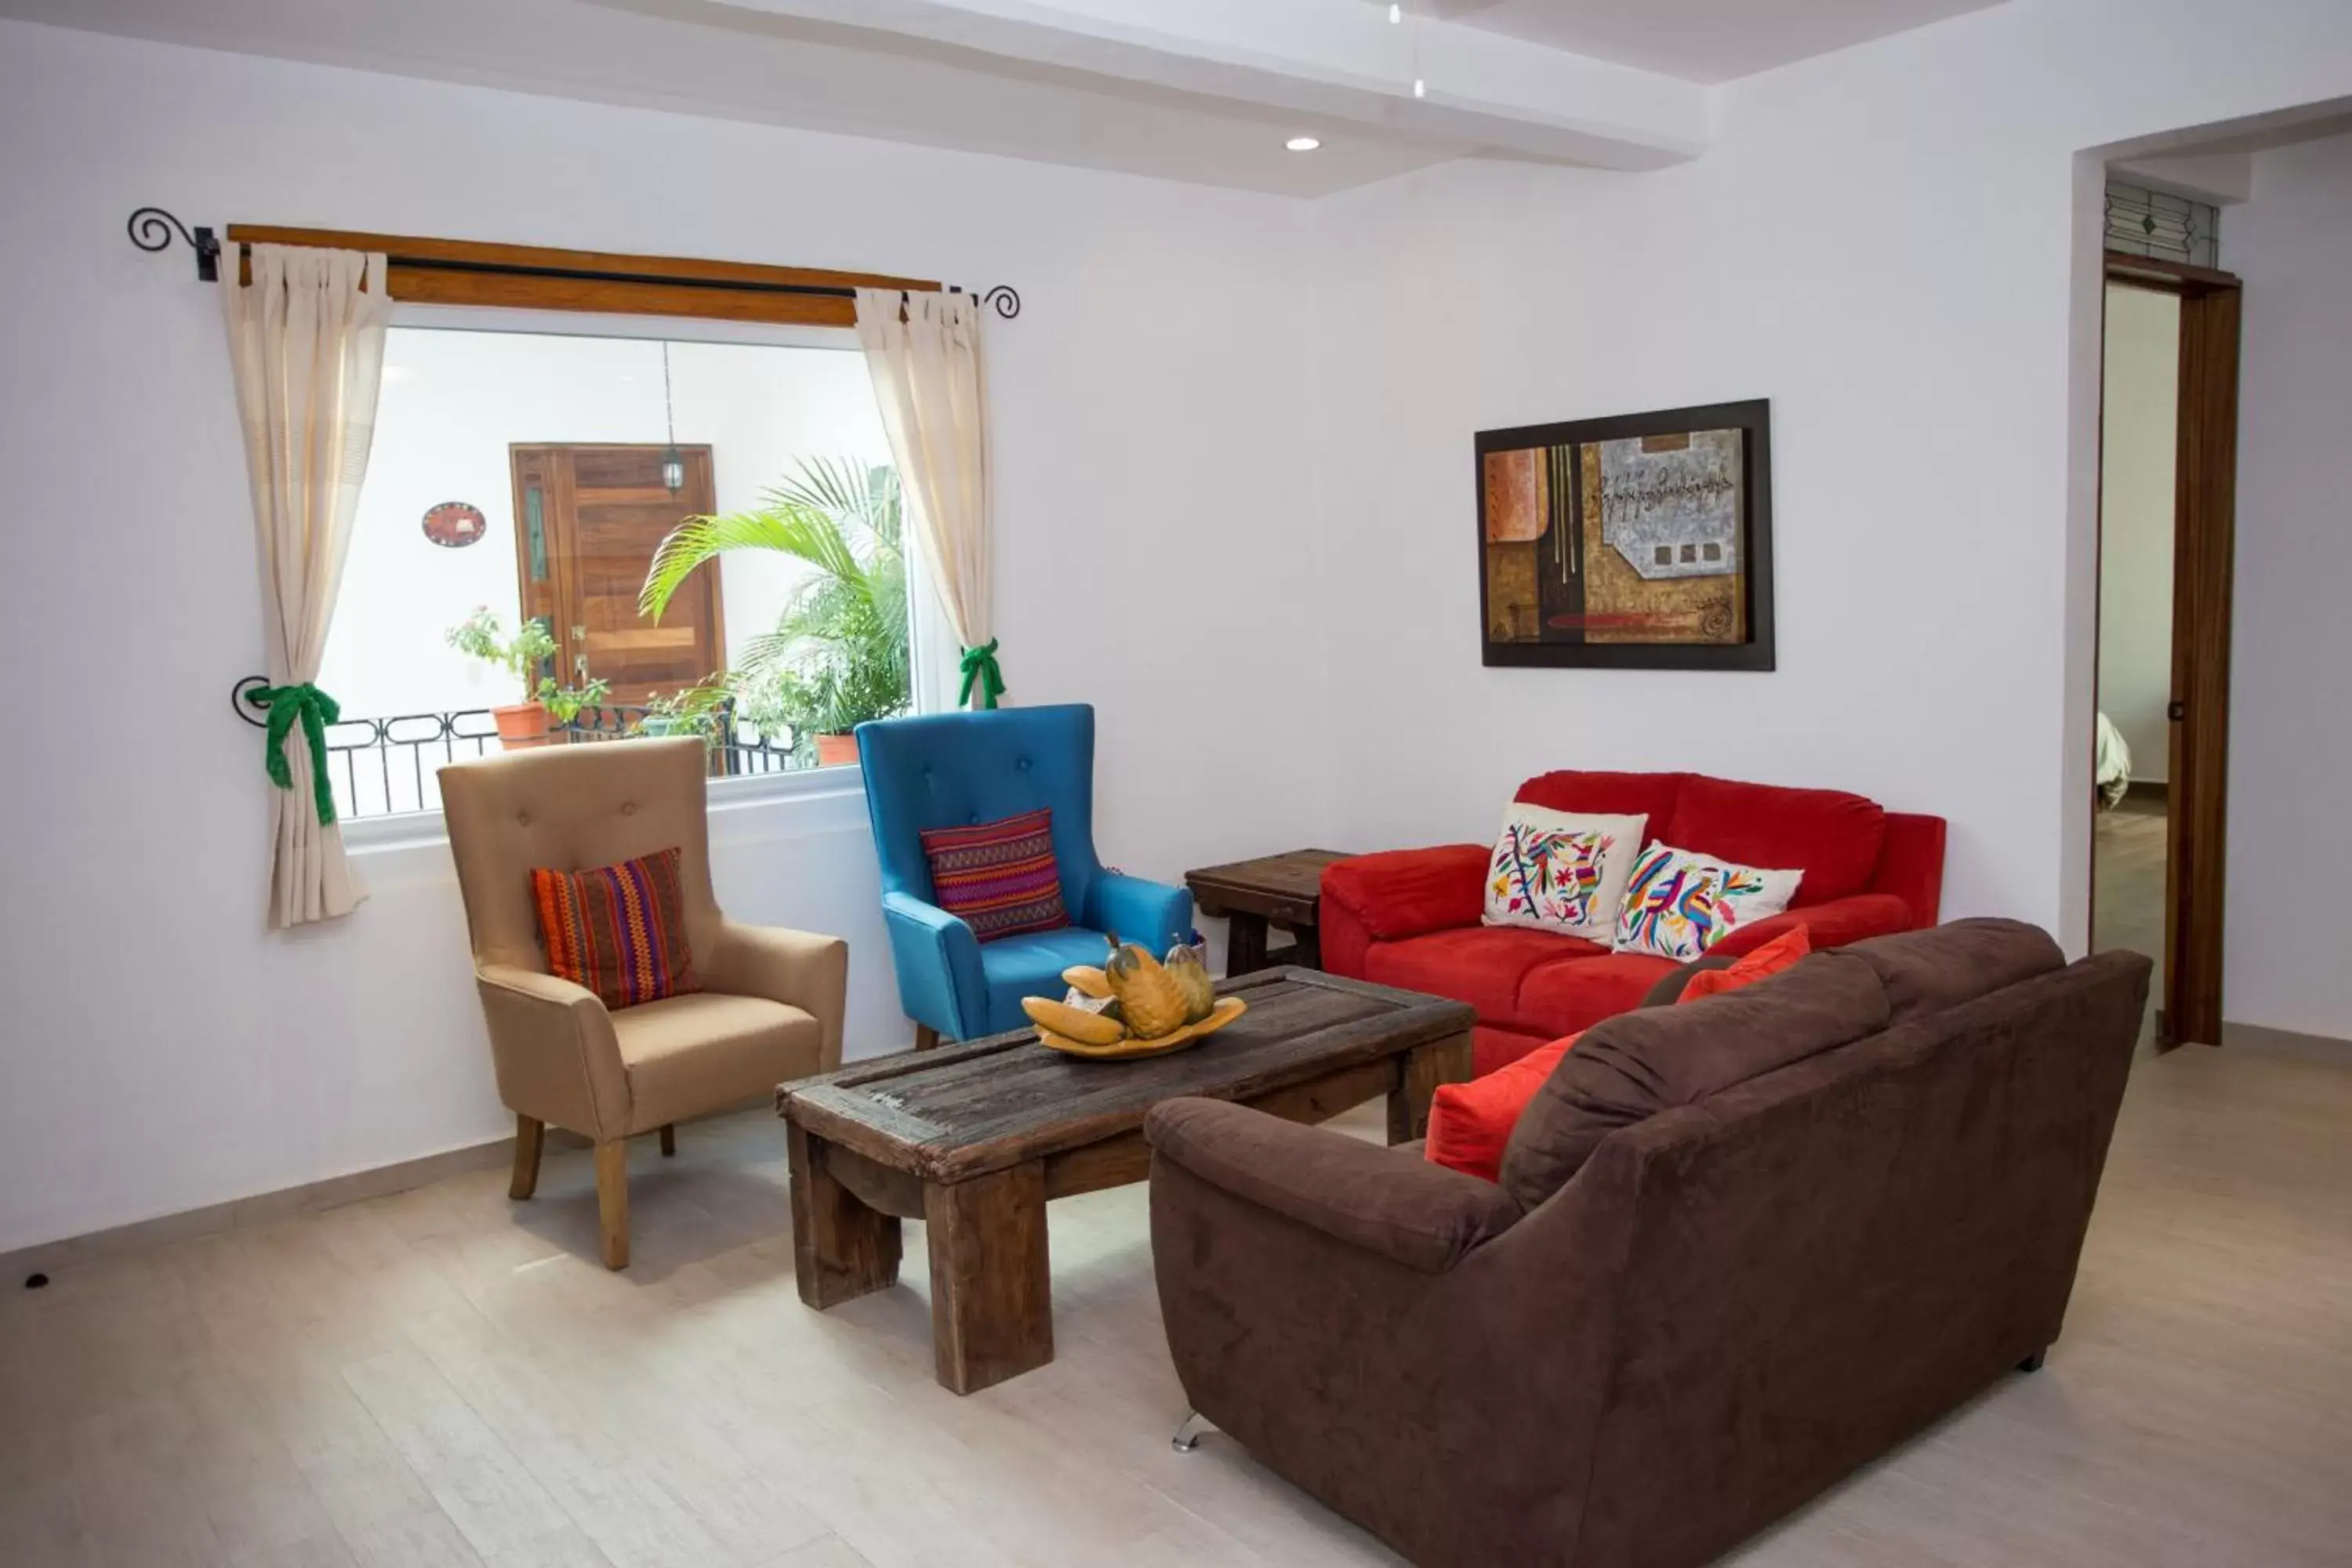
(2096, 252, 2243, 1047)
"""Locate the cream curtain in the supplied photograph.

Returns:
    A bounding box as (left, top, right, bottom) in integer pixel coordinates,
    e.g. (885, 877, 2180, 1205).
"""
(220, 244, 394, 928)
(853, 287, 1000, 707)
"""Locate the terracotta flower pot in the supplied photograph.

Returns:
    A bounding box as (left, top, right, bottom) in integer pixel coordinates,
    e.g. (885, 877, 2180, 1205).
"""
(814, 732, 861, 769)
(492, 700, 552, 750)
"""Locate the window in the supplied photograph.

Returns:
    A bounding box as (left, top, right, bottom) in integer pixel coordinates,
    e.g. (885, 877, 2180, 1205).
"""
(318, 314, 916, 820)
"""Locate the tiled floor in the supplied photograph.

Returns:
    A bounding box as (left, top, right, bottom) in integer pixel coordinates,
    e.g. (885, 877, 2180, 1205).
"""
(5, 1043, 2350, 1566)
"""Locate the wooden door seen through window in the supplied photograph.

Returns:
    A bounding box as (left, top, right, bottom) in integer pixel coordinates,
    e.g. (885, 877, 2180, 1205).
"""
(509, 445, 724, 710)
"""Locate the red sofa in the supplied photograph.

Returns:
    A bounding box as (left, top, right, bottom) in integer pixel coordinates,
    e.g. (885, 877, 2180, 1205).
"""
(1322, 771, 1944, 1075)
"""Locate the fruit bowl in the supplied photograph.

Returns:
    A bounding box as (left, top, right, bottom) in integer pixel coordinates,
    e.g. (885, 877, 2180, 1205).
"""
(1023, 939, 1248, 1062)
(1034, 996, 1247, 1060)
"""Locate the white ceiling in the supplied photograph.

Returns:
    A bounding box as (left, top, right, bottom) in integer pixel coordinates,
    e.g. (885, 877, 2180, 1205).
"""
(1403, 0, 2009, 85)
(0, 0, 2009, 194)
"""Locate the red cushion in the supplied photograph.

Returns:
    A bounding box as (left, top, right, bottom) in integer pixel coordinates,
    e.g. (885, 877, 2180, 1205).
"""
(1426, 1031, 1582, 1183)
(1664, 775, 1887, 906)
(1516, 770, 1686, 831)
(1679, 924, 1813, 1002)
(1472, 1024, 1552, 1076)
(1513, 950, 1679, 1040)
(1363, 927, 1604, 1022)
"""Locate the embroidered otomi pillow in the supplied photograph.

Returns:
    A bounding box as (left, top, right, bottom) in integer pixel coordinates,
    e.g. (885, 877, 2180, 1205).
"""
(1482, 803, 1648, 943)
(1613, 844, 1802, 962)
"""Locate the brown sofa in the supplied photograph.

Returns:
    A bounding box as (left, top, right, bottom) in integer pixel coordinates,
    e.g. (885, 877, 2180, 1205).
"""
(1144, 920, 2150, 1568)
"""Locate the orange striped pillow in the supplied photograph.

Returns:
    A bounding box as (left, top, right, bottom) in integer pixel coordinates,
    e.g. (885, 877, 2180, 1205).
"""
(530, 846, 700, 1011)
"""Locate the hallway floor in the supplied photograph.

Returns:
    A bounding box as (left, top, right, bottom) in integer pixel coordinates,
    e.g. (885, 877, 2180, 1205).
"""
(2094, 790, 2168, 1047)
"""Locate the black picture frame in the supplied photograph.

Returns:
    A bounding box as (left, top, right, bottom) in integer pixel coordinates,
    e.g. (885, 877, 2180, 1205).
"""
(1475, 397, 1775, 671)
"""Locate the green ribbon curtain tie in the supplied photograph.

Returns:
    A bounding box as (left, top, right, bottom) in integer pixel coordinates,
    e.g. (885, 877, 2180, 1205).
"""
(958, 640, 1006, 711)
(249, 681, 343, 826)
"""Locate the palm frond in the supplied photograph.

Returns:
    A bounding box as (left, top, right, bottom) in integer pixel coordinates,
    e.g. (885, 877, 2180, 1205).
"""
(640, 503, 865, 622)
(637, 454, 913, 737)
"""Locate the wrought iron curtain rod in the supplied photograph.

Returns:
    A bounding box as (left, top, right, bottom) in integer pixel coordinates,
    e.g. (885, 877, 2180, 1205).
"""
(128, 207, 1020, 318)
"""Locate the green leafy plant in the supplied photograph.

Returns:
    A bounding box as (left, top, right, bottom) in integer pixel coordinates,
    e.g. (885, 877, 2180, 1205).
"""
(445, 607, 557, 692)
(634, 684, 731, 743)
(539, 675, 612, 726)
(641, 458, 910, 754)
(447, 608, 608, 721)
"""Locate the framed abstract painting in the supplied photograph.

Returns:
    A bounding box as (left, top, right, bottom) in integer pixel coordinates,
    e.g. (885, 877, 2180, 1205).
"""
(1476, 398, 1775, 670)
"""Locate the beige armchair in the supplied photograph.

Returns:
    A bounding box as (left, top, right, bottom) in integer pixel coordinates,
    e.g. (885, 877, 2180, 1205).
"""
(441, 738, 848, 1269)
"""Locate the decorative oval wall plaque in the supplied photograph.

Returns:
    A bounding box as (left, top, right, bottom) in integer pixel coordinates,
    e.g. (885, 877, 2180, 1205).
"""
(423, 501, 487, 548)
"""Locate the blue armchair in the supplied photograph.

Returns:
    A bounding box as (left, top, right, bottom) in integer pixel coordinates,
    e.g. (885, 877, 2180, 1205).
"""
(856, 704, 1192, 1045)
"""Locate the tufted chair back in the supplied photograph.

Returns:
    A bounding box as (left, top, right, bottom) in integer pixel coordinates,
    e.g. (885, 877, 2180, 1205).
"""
(441, 738, 724, 973)
(856, 704, 1106, 918)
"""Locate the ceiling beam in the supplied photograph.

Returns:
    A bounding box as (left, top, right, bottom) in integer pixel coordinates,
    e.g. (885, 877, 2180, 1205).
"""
(678, 0, 1711, 169)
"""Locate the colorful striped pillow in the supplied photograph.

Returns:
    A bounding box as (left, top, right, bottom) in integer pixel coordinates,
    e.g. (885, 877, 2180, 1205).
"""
(920, 808, 1071, 942)
(530, 846, 700, 1011)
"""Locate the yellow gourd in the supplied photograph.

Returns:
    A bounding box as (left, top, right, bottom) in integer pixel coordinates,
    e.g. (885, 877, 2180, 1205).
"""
(1164, 943, 1217, 1024)
(1103, 942, 1192, 1039)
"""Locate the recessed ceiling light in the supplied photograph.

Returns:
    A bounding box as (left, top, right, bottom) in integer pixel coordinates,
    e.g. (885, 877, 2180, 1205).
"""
(1287, 136, 1322, 152)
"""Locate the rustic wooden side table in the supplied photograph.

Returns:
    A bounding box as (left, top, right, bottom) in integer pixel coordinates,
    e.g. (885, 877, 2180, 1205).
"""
(1185, 848, 1353, 975)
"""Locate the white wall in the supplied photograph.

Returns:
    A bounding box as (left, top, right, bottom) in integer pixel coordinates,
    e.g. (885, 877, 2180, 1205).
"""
(2096, 284, 2179, 784)
(0, 19, 1324, 1253)
(1301, 0, 2352, 938)
(2223, 129, 2352, 1039)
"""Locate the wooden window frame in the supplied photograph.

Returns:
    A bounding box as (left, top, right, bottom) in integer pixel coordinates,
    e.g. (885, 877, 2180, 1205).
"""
(223, 224, 941, 328)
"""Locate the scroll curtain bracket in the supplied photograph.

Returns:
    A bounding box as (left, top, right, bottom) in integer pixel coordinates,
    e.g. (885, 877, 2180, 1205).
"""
(128, 206, 220, 281)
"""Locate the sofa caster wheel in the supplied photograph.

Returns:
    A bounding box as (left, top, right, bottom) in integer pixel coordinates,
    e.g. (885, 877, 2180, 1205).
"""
(1172, 1410, 1210, 1452)
(2018, 1348, 2047, 1374)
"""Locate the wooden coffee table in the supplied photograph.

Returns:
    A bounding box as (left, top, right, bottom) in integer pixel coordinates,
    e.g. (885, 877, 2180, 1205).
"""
(777, 967, 1473, 1395)
(1186, 848, 1354, 975)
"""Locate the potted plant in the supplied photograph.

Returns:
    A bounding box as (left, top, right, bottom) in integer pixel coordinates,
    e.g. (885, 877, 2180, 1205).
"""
(445, 608, 560, 750)
(634, 684, 729, 742)
(640, 458, 910, 770)
(540, 673, 613, 730)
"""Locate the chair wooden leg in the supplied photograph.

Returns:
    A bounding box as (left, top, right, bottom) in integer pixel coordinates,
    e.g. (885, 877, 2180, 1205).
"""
(659, 1123, 677, 1158)
(916, 1024, 941, 1051)
(509, 1116, 544, 1201)
(594, 1140, 630, 1270)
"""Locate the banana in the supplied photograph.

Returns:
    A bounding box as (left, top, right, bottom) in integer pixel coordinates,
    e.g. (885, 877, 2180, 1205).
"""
(1062, 965, 1113, 1000)
(1164, 943, 1217, 1023)
(1022, 996, 1130, 1047)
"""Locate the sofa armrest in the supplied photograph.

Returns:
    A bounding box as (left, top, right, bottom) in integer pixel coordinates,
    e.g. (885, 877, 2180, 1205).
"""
(1145, 1098, 1519, 1272)
(1871, 811, 1947, 927)
(1708, 892, 1913, 959)
(704, 922, 851, 1070)
(1084, 871, 1192, 950)
(1321, 844, 1490, 942)
(474, 964, 630, 1138)
(882, 890, 985, 1040)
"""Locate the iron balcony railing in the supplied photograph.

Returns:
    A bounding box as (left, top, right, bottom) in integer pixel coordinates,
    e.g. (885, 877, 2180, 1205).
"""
(319, 702, 809, 822)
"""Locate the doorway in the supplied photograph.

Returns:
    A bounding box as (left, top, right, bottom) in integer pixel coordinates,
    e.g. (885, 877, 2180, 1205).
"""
(508, 443, 724, 710)
(2091, 252, 2242, 1049)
